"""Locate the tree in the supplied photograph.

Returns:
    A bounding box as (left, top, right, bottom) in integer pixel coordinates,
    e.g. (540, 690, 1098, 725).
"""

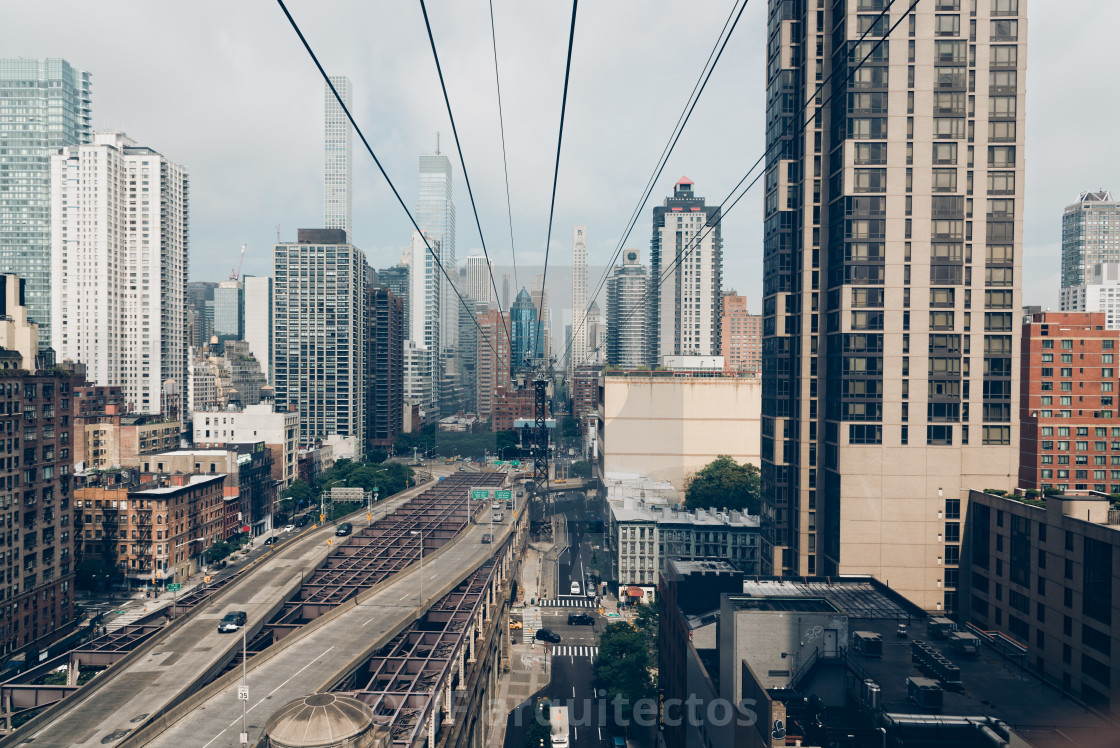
(368, 449, 388, 464)
(595, 621, 654, 712)
(633, 601, 658, 657)
(684, 455, 761, 514)
(560, 416, 579, 440)
(525, 701, 551, 747)
(570, 460, 591, 479)
(283, 479, 311, 507)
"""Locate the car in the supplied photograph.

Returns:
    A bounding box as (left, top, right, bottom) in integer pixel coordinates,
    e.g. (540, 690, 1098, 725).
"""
(295, 514, 311, 527)
(282, 524, 295, 533)
(217, 611, 247, 633)
(509, 617, 523, 630)
(481, 533, 493, 544)
(535, 628, 562, 644)
(335, 522, 353, 537)
(492, 512, 504, 522)
(263, 536, 279, 546)
(567, 613, 594, 626)
(491, 501, 501, 510)
(570, 581, 581, 595)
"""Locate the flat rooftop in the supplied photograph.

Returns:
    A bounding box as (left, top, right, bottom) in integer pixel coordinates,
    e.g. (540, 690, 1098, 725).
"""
(740, 578, 915, 619)
(727, 595, 840, 614)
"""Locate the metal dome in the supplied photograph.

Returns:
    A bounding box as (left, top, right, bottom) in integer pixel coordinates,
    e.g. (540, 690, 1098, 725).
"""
(264, 693, 380, 748)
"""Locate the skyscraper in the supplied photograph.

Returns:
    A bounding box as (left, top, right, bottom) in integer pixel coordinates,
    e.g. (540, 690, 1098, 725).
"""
(51, 132, 188, 416)
(531, 274, 551, 362)
(571, 226, 588, 374)
(510, 288, 538, 369)
(0, 58, 92, 347)
(416, 151, 457, 355)
(243, 275, 273, 381)
(1060, 190, 1120, 306)
(761, 1, 1025, 611)
(649, 178, 722, 362)
(323, 75, 352, 240)
(606, 249, 649, 368)
(586, 300, 605, 364)
(272, 229, 367, 451)
(378, 264, 410, 336)
(212, 280, 244, 341)
(461, 251, 494, 305)
(407, 231, 442, 357)
(366, 285, 404, 449)
(476, 308, 511, 422)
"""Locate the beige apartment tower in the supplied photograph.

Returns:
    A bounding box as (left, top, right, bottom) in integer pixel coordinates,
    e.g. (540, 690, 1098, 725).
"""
(760, 1, 1026, 611)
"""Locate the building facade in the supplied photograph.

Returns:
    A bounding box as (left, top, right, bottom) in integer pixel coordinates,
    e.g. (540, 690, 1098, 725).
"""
(719, 292, 762, 374)
(1019, 312, 1120, 493)
(243, 275, 272, 382)
(272, 229, 367, 452)
(0, 58, 91, 348)
(649, 178, 722, 361)
(572, 364, 601, 426)
(476, 309, 511, 423)
(570, 226, 588, 375)
(366, 285, 404, 449)
(403, 340, 435, 427)
(50, 132, 189, 417)
(192, 400, 299, 488)
(510, 288, 538, 370)
(962, 490, 1120, 715)
(323, 75, 352, 240)
(1060, 190, 1119, 298)
(460, 252, 493, 306)
(1059, 262, 1120, 330)
(416, 152, 457, 361)
(606, 249, 649, 368)
(760, 0, 1027, 611)
(212, 280, 243, 341)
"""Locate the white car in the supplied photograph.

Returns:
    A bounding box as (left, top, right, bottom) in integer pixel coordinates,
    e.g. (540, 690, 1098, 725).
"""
(491, 501, 501, 510)
(492, 512, 504, 522)
(282, 524, 295, 533)
(570, 581, 581, 595)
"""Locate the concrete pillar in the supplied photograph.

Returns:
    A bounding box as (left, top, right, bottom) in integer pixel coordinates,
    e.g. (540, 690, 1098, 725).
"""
(68, 656, 79, 687)
(457, 647, 466, 690)
(469, 621, 477, 662)
(443, 673, 454, 724)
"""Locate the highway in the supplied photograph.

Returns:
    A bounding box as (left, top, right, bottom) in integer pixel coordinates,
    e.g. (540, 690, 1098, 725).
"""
(2, 472, 449, 748)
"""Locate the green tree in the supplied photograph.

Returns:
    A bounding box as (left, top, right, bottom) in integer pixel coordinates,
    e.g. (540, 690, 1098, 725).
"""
(569, 460, 591, 479)
(560, 416, 579, 440)
(595, 621, 654, 712)
(633, 601, 658, 656)
(525, 701, 551, 747)
(684, 455, 761, 514)
(283, 479, 311, 506)
(368, 449, 388, 464)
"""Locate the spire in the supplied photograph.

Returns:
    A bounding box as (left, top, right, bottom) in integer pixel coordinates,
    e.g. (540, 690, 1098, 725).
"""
(436, 132, 441, 155)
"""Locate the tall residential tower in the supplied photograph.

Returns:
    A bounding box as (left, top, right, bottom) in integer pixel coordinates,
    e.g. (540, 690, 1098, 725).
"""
(0, 58, 92, 347)
(760, 1, 1026, 611)
(1059, 190, 1120, 307)
(416, 150, 457, 365)
(606, 249, 649, 368)
(323, 75, 353, 239)
(571, 226, 588, 372)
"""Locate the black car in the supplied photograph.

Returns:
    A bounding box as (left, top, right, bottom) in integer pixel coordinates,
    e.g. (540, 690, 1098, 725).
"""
(567, 613, 594, 626)
(294, 514, 311, 527)
(263, 536, 279, 546)
(535, 628, 562, 643)
(217, 611, 247, 633)
(481, 533, 493, 544)
(335, 522, 353, 537)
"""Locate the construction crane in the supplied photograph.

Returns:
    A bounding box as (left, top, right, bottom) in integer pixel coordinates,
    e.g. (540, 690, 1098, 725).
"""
(229, 243, 247, 281)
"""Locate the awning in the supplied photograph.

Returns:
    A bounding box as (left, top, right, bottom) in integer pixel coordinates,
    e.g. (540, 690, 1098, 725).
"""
(626, 586, 644, 598)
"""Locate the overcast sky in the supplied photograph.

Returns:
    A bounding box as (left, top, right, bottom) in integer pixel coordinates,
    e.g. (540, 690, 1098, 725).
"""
(4, 0, 1118, 321)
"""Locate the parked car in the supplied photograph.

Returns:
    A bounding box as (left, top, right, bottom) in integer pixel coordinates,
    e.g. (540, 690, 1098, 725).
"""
(481, 533, 493, 544)
(570, 581, 581, 595)
(295, 514, 311, 527)
(567, 613, 594, 626)
(535, 628, 562, 644)
(335, 522, 353, 537)
(263, 536, 279, 546)
(282, 524, 295, 533)
(509, 617, 523, 630)
(217, 611, 247, 633)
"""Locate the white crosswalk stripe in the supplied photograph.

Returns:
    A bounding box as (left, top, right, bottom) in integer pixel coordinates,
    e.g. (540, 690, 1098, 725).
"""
(538, 598, 594, 608)
(548, 645, 599, 659)
(520, 606, 543, 644)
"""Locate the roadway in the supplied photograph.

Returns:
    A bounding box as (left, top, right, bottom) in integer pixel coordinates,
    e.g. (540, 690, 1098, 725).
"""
(146, 496, 520, 747)
(4, 473, 449, 748)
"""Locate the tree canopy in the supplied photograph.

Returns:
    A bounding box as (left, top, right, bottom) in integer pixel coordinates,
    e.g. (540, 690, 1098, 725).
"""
(684, 455, 761, 514)
(595, 621, 654, 711)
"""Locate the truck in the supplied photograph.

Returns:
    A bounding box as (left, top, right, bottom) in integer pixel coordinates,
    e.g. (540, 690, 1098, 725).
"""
(550, 705, 569, 746)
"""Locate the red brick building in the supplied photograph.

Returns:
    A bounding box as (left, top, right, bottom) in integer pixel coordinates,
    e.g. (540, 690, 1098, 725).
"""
(491, 387, 547, 431)
(572, 364, 601, 426)
(1020, 312, 1120, 493)
(719, 293, 761, 374)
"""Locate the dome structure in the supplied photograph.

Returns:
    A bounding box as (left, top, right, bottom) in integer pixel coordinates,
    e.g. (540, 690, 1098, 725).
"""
(264, 693, 384, 748)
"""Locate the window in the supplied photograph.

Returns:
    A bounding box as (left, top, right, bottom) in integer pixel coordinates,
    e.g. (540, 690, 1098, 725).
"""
(988, 146, 1016, 167)
(983, 426, 1010, 445)
(934, 14, 960, 36)
(933, 142, 958, 165)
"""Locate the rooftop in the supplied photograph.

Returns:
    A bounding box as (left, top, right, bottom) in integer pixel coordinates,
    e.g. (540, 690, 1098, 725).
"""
(131, 473, 226, 496)
(726, 595, 840, 614)
(609, 501, 758, 528)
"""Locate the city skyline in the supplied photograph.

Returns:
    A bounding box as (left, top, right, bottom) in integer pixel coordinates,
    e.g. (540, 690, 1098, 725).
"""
(2, 2, 1114, 312)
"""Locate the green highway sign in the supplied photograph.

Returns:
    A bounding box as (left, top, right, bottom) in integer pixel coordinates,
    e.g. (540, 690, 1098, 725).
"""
(495, 490, 512, 501)
(471, 489, 491, 500)
(510, 460, 521, 467)
(494, 461, 505, 466)
(167, 583, 181, 591)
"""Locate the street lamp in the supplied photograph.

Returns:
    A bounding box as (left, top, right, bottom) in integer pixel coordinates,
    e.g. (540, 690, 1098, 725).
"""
(410, 529, 423, 605)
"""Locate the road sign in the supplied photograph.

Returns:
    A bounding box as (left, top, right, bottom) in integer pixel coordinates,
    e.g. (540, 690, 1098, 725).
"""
(470, 489, 491, 500)
(331, 487, 365, 503)
(238, 685, 249, 700)
(494, 461, 505, 466)
(510, 460, 521, 467)
(167, 583, 181, 592)
(495, 489, 512, 501)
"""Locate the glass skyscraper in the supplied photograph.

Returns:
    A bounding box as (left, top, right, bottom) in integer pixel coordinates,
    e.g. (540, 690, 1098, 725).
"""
(0, 58, 91, 347)
(416, 151, 457, 358)
(510, 288, 539, 369)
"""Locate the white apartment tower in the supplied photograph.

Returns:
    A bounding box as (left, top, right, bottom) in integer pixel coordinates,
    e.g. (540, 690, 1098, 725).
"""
(461, 251, 494, 305)
(1060, 190, 1120, 303)
(272, 229, 366, 451)
(761, 1, 1027, 611)
(243, 275, 273, 381)
(571, 225, 588, 372)
(50, 132, 188, 415)
(408, 230, 442, 353)
(416, 151, 457, 358)
(323, 75, 353, 240)
(649, 178, 722, 362)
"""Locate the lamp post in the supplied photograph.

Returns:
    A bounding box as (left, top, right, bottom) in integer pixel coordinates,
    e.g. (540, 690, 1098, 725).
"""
(410, 529, 424, 605)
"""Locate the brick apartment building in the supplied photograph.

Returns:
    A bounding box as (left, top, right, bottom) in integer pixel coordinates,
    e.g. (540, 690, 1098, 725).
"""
(1020, 312, 1120, 493)
(572, 364, 601, 427)
(491, 387, 547, 431)
(719, 293, 762, 374)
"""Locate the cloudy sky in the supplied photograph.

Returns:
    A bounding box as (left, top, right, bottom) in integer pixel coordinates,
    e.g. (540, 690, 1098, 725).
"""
(4, 0, 1118, 324)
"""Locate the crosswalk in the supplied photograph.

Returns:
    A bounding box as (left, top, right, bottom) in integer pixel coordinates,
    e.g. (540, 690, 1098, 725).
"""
(548, 645, 598, 659)
(538, 598, 594, 608)
(520, 607, 543, 643)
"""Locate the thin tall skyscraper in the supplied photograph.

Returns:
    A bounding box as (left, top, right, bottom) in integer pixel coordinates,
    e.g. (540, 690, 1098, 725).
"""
(461, 251, 494, 305)
(571, 226, 588, 372)
(761, 1, 1025, 611)
(323, 75, 352, 239)
(606, 250, 649, 368)
(649, 178, 722, 363)
(416, 149, 457, 356)
(51, 132, 188, 415)
(0, 58, 91, 347)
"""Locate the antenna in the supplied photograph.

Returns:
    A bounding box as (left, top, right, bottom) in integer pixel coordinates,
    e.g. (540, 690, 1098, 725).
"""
(436, 131, 440, 155)
(275, 225, 281, 242)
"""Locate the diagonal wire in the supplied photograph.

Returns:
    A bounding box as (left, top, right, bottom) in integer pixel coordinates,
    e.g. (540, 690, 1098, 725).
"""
(418, 0, 512, 351)
(275, 0, 500, 359)
(488, 0, 520, 298)
(574, 0, 920, 370)
(561, 0, 748, 373)
(534, 0, 579, 363)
